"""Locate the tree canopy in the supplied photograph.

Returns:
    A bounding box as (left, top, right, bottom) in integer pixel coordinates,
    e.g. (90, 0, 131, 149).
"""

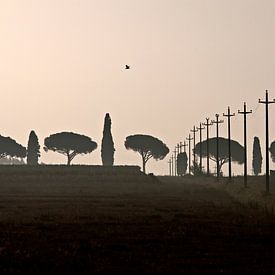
(27, 130, 40, 165)
(194, 137, 244, 175)
(125, 134, 169, 173)
(44, 132, 97, 165)
(252, 136, 262, 175)
(269, 141, 275, 163)
(0, 135, 26, 160)
(101, 113, 115, 166)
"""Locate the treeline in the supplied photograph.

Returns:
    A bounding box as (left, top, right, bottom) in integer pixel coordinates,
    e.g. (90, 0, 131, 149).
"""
(0, 113, 169, 173)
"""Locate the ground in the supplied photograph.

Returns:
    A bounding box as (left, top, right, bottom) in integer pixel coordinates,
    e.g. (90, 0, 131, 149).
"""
(0, 166, 275, 273)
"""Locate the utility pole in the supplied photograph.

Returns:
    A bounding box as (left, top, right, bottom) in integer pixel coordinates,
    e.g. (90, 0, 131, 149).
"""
(203, 118, 213, 176)
(176, 144, 180, 176)
(179, 141, 188, 153)
(259, 90, 275, 193)
(223, 107, 235, 181)
(171, 155, 174, 177)
(238, 102, 252, 188)
(211, 114, 224, 180)
(197, 123, 205, 173)
(177, 144, 180, 155)
(183, 141, 188, 153)
(173, 148, 177, 176)
(168, 158, 172, 176)
(191, 126, 198, 174)
(186, 135, 193, 175)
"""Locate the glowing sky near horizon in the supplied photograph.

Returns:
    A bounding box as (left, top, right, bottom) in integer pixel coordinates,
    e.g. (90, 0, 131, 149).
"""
(0, 0, 275, 175)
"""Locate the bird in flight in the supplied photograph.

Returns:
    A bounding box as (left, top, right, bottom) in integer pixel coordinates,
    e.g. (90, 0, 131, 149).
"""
(125, 65, 130, 70)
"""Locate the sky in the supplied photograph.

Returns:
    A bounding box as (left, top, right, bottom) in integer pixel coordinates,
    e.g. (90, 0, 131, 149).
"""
(0, 0, 275, 175)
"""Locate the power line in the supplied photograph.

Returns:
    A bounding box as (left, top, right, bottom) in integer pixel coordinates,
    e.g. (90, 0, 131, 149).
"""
(211, 114, 224, 180)
(191, 126, 198, 173)
(197, 123, 205, 173)
(186, 134, 193, 175)
(259, 90, 275, 193)
(203, 118, 213, 176)
(238, 102, 252, 188)
(223, 106, 235, 181)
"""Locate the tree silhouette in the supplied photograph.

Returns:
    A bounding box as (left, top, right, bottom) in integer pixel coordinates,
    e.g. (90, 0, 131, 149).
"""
(101, 113, 115, 166)
(177, 152, 188, 176)
(252, 137, 262, 175)
(44, 132, 97, 165)
(27, 130, 40, 165)
(194, 137, 244, 175)
(0, 135, 26, 160)
(269, 141, 275, 163)
(124, 134, 169, 173)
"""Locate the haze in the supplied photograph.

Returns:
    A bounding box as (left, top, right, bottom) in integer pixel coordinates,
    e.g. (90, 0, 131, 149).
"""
(0, 0, 275, 175)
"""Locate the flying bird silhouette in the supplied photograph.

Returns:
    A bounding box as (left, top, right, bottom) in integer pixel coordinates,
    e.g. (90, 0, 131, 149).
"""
(125, 65, 130, 69)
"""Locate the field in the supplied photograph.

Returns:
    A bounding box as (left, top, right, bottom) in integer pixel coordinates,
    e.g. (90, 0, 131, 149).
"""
(0, 166, 275, 273)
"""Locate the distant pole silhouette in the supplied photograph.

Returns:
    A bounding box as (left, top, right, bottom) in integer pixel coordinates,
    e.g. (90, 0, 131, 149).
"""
(238, 103, 252, 188)
(173, 148, 177, 176)
(179, 142, 183, 153)
(191, 126, 198, 174)
(197, 123, 205, 173)
(171, 155, 174, 176)
(186, 135, 193, 175)
(177, 144, 180, 156)
(168, 158, 172, 176)
(259, 90, 275, 193)
(223, 107, 235, 181)
(203, 118, 213, 176)
(177, 144, 180, 176)
(183, 141, 188, 153)
(211, 114, 224, 179)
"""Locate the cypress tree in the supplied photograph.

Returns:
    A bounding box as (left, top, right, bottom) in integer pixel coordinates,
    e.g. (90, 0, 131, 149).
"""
(27, 130, 40, 165)
(252, 136, 262, 176)
(177, 152, 188, 176)
(101, 113, 115, 166)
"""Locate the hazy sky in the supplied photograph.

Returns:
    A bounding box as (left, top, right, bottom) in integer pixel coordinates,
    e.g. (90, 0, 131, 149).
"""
(0, 0, 275, 175)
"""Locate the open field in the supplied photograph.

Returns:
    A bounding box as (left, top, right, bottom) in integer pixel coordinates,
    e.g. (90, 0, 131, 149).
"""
(0, 166, 275, 273)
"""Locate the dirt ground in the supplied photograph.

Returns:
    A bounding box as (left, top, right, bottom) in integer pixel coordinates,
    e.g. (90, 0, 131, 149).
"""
(0, 168, 275, 274)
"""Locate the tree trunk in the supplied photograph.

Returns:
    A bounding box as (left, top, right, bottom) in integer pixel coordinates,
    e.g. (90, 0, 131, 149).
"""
(142, 157, 146, 174)
(67, 152, 71, 166)
(217, 161, 223, 177)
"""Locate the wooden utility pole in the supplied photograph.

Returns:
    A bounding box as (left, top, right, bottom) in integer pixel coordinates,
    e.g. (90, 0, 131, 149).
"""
(186, 135, 193, 175)
(203, 118, 213, 176)
(173, 148, 177, 176)
(238, 102, 252, 188)
(197, 123, 205, 173)
(223, 107, 235, 181)
(211, 114, 224, 179)
(191, 126, 198, 174)
(183, 141, 188, 153)
(179, 141, 188, 153)
(259, 90, 275, 193)
(176, 144, 180, 176)
(168, 158, 172, 176)
(171, 155, 174, 177)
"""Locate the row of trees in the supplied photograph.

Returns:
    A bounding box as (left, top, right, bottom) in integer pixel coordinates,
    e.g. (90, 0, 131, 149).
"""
(0, 113, 170, 173)
(1, 110, 274, 176)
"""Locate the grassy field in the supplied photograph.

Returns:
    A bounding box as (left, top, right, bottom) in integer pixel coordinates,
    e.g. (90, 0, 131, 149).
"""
(0, 166, 275, 273)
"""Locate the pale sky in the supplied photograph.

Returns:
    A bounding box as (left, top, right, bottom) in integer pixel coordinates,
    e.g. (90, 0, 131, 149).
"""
(0, 0, 275, 175)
